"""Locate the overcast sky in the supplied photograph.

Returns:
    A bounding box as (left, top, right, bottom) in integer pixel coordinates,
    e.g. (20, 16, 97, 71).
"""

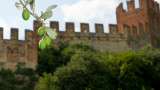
(0, 0, 160, 40)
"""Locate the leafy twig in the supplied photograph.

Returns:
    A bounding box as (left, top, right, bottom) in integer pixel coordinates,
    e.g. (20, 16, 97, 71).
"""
(19, 0, 44, 24)
(15, 0, 57, 49)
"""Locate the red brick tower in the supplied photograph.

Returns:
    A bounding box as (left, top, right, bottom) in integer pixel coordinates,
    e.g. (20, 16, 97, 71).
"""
(116, 0, 160, 47)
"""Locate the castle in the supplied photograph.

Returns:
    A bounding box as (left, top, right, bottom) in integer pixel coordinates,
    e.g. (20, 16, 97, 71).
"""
(0, 0, 160, 70)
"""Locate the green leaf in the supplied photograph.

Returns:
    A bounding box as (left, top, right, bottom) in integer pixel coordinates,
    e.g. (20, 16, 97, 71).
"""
(40, 11, 52, 19)
(25, 0, 33, 5)
(45, 5, 57, 12)
(41, 11, 44, 16)
(30, 0, 35, 12)
(45, 27, 57, 39)
(15, 2, 24, 10)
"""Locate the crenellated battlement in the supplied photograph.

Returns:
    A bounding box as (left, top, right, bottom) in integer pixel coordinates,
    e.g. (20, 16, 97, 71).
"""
(0, 19, 153, 47)
(0, 28, 34, 44)
(116, 0, 160, 27)
(0, 20, 149, 44)
(47, 20, 150, 38)
(127, 0, 135, 12)
(117, 0, 160, 14)
(0, 27, 3, 40)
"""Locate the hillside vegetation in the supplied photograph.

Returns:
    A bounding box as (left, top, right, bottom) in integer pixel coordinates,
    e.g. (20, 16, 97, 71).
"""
(0, 41, 160, 90)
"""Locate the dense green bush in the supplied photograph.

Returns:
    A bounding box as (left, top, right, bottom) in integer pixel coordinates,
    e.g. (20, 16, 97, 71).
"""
(37, 44, 66, 75)
(137, 45, 160, 89)
(35, 42, 160, 90)
(0, 69, 14, 79)
(0, 68, 38, 90)
(37, 41, 95, 75)
(15, 68, 35, 76)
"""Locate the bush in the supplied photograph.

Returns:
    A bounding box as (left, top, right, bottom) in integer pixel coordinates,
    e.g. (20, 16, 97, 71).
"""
(35, 42, 114, 90)
(0, 68, 38, 90)
(35, 44, 160, 90)
(15, 68, 34, 76)
(0, 69, 14, 79)
(37, 45, 65, 75)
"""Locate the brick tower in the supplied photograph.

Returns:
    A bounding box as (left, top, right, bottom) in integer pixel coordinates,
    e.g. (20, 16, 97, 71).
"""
(116, 0, 160, 47)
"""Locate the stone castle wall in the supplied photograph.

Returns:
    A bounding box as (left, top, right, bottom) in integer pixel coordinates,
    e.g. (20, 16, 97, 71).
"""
(0, 0, 159, 70)
(0, 28, 38, 70)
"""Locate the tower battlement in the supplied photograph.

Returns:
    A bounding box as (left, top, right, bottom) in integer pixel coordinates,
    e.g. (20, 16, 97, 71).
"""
(116, 0, 160, 47)
(117, 0, 160, 14)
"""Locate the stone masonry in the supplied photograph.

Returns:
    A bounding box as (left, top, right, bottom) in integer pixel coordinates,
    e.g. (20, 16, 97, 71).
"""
(0, 0, 160, 70)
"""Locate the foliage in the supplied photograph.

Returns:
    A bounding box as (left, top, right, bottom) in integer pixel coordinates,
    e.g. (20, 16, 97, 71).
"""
(52, 51, 114, 90)
(104, 51, 151, 89)
(0, 69, 14, 79)
(15, 0, 57, 49)
(137, 45, 160, 89)
(0, 69, 18, 90)
(35, 42, 160, 90)
(34, 73, 54, 90)
(35, 50, 114, 90)
(62, 41, 97, 62)
(0, 68, 38, 90)
(15, 68, 35, 76)
(37, 41, 96, 75)
(37, 45, 65, 75)
(1, 42, 156, 90)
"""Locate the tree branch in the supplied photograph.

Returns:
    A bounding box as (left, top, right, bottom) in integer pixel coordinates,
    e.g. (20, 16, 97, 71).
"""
(19, 0, 44, 24)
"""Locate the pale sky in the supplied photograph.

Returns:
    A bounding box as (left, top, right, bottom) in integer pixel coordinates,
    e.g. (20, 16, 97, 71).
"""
(0, 0, 160, 40)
